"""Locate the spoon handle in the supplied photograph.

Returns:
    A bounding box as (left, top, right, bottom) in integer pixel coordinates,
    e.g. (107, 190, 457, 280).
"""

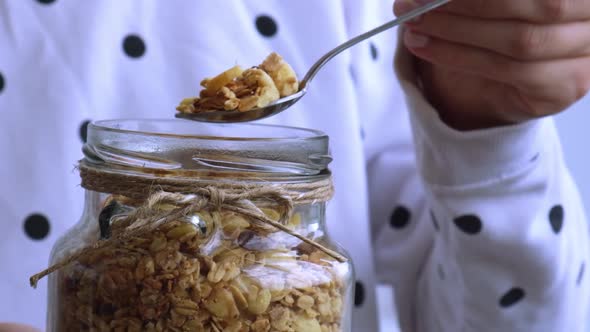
(300, 0, 451, 89)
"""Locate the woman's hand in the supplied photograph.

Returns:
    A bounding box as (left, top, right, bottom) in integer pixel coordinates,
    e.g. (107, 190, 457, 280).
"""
(394, 0, 590, 130)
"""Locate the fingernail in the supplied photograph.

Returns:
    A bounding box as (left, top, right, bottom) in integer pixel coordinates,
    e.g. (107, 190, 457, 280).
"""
(395, 0, 414, 13)
(394, 1, 422, 23)
(393, 0, 416, 16)
(404, 30, 429, 48)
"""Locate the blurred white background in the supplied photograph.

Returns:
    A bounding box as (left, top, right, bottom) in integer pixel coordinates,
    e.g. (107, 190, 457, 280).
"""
(376, 96, 590, 332)
(555, 98, 590, 208)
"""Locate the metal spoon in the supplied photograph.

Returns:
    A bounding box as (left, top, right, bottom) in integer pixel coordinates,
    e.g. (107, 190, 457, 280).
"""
(176, 0, 450, 123)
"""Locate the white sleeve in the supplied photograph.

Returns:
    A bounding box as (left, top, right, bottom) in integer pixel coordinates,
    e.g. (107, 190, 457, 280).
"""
(390, 31, 590, 332)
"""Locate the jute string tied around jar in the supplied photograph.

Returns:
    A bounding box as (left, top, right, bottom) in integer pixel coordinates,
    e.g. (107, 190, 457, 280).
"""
(30, 161, 346, 288)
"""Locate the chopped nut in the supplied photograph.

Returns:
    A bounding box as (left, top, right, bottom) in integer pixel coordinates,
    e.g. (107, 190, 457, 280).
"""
(260, 52, 299, 97)
(247, 285, 271, 315)
(135, 256, 155, 280)
(251, 318, 271, 332)
(228, 284, 248, 310)
(222, 214, 251, 238)
(166, 223, 198, 240)
(202, 65, 244, 92)
(182, 319, 204, 331)
(293, 312, 322, 332)
(269, 305, 292, 331)
(260, 207, 281, 221)
(176, 52, 299, 114)
(203, 287, 239, 319)
(297, 295, 315, 310)
(149, 233, 167, 253)
(225, 320, 244, 332)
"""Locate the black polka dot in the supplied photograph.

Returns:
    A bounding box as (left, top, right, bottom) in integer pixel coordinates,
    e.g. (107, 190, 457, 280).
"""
(79, 120, 91, 143)
(530, 153, 539, 162)
(437, 264, 445, 280)
(255, 15, 278, 37)
(578, 262, 585, 286)
(430, 210, 440, 232)
(349, 65, 358, 83)
(122, 35, 146, 58)
(499, 287, 525, 308)
(360, 127, 365, 140)
(549, 205, 564, 234)
(370, 43, 378, 60)
(354, 281, 365, 306)
(24, 213, 50, 240)
(36, 0, 56, 4)
(453, 214, 482, 235)
(390, 205, 411, 229)
(0, 72, 4, 93)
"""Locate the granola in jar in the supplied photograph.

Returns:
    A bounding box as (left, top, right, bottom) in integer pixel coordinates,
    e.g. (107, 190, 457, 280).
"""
(55, 198, 347, 332)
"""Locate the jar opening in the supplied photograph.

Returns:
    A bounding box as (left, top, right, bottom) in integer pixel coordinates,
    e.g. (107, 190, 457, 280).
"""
(83, 119, 332, 179)
(91, 119, 327, 141)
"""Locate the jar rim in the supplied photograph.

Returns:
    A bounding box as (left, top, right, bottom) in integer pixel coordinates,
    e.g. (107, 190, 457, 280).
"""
(84, 119, 332, 178)
(90, 119, 328, 141)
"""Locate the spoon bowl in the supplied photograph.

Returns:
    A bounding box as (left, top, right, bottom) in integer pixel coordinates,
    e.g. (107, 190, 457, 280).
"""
(176, 88, 306, 123)
(177, 0, 450, 123)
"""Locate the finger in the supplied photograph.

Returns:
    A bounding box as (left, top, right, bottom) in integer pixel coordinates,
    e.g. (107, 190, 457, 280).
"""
(437, 0, 590, 23)
(394, 0, 590, 23)
(403, 29, 590, 113)
(0, 323, 40, 332)
(407, 11, 590, 61)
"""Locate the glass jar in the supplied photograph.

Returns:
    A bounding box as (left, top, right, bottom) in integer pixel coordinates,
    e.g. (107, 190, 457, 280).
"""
(39, 119, 353, 332)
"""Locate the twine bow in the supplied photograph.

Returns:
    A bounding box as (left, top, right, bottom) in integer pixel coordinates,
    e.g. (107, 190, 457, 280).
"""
(30, 185, 346, 288)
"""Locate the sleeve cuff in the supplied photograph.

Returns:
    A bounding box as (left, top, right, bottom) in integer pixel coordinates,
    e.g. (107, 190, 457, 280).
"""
(394, 28, 552, 188)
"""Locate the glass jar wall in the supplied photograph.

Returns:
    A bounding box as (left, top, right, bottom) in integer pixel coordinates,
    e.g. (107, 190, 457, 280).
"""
(40, 120, 353, 332)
